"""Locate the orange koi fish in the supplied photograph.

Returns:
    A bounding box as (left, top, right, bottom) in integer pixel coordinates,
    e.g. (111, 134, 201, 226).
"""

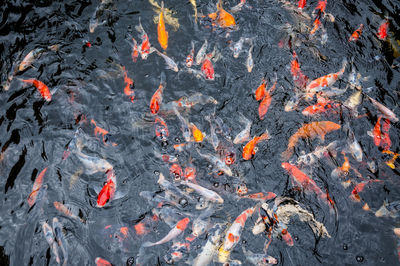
(95, 257, 112, 266)
(298, 0, 306, 9)
(208, 0, 236, 28)
(382, 150, 399, 169)
(290, 51, 308, 88)
(154, 116, 169, 141)
(281, 228, 294, 246)
(282, 162, 334, 208)
(150, 73, 166, 114)
(53, 201, 84, 222)
(305, 60, 347, 99)
(255, 79, 267, 101)
(190, 123, 204, 142)
(223, 207, 255, 251)
(241, 192, 277, 201)
(91, 119, 117, 146)
(349, 24, 363, 42)
(184, 166, 196, 182)
(136, 17, 151, 59)
(377, 20, 389, 40)
(373, 116, 382, 147)
(27, 167, 48, 207)
(123, 66, 135, 103)
(258, 81, 277, 120)
(242, 129, 270, 160)
(201, 56, 215, 80)
(22, 79, 51, 101)
(282, 121, 341, 160)
(157, 1, 168, 50)
(97, 177, 116, 208)
(143, 217, 190, 247)
(381, 118, 391, 150)
(131, 37, 139, 62)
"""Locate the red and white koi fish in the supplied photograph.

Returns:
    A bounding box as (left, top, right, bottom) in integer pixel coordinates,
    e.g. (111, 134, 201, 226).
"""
(142, 217, 190, 247)
(201, 55, 215, 80)
(241, 192, 277, 201)
(290, 50, 308, 89)
(95, 257, 112, 266)
(305, 60, 347, 99)
(97, 173, 116, 207)
(150, 73, 166, 114)
(28, 167, 48, 207)
(154, 116, 169, 141)
(135, 17, 151, 60)
(186, 41, 195, 67)
(22, 79, 52, 101)
(130, 36, 139, 62)
(223, 207, 255, 251)
(298, 0, 306, 9)
(122, 66, 135, 103)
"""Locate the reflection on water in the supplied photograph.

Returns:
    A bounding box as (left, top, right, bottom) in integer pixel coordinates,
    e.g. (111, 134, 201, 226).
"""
(1, 0, 400, 265)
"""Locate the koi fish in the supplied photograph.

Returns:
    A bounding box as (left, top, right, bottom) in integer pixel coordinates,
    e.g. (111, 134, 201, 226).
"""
(190, 123, 205, 142)
(296, 141, 338, 166)
(375, 200, 400, 218)
(28, 167, 48, 207)
(349, 24, 363, 42)
(373, 116, 383, 147)
(231, 0, 247, 13)
(210, 0, 236, 28)
(201, 56, 215, 80)
(170, 163, 183, 180)
(53, 218, 68, 266)
(305, 60, 347, 99)
(246, 44, 254, 72)
(154, 48, 179, 72)
(150, 72, 166, 114)
(53, 201, 84, 223)
(290, 50, 308, 88)
(22, 79, 52, 101)
(302, 100, 340, 116)
(154, 116, 169, 141)
(91, 119, 116, 146)
(258, 80, 277, 120)
(196, 40, 208, 65)
(242, 129, 270, 160)
(196, 149, 233, 176)
(241, 192, 277, 201)
(282, 162, 334, 208)
(42, 222, 61, 264)
(382, 150, 400, 169)
(255, 78, 267, 101)
(76, 150, 114, 175)
(192, 227, 223, 265)
(123, 66, 135, 103)
(223, 207, 255, 251)
(184, 166, 196, 182)
(142, 217, 190, 247)
(365, 94, 399, 122)
(344, 123, 363, 162)
(173, 107, 191, 142)
(233, 113, 252, 144)
(230, 37, 246, 58)
(97, 176, 116, 207)
(130, 37, 139, 62)
(95, 257, 112, 266)
(282, 121, 341, 160)
(377, 20, 389, 40)
(19, 45, 58, 72)
(181, 180, 224, 204)
(157, 1, 168, 50)
(205, 115, 220, 150)
(186, 41, 195, 67)
(242, 246, 278, 265)
(135, 17, 151, 60)
(189, 0, 197, 23)
(89, 0, 113, 33)
(298, 0, 306, 9)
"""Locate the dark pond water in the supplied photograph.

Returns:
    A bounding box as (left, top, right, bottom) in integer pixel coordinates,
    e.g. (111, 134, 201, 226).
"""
(1, 0, 400, 265)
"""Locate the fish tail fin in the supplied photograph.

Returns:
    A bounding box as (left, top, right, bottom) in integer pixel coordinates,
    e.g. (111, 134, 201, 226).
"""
(260, 129, 271, 141)
(48, 44, 60, 51)
(142, 241, 155, 248)
(281, 148, 293, 161)
(161, 1, 164, 12)
(160, 72, 167, 87)
(339, 59, 347, 75)
(217, 0, 222, 10)
(135, 17, 143, 33)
